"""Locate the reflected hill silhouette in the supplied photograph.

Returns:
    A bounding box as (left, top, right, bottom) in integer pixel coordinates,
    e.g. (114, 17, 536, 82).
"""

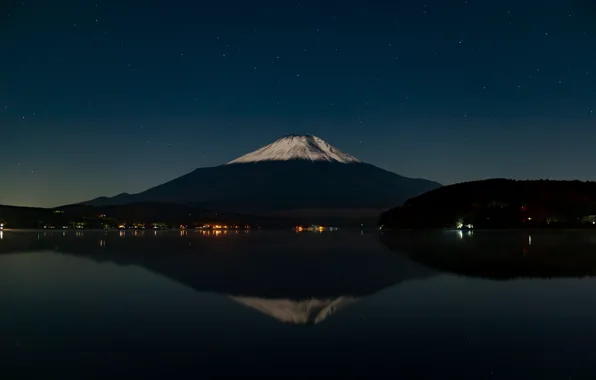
(380, 230, 596, 280)
(0, 231, 435, 324)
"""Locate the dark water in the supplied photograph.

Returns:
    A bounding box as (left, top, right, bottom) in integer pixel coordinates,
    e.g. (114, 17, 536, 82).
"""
(2, 229, 596, 379)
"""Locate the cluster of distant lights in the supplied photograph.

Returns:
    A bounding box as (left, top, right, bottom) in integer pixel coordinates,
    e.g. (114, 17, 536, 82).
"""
(455, 220, 474, 239)
(111, 229, 248, 238)
(295, 225, 338, 233)
(455, 221, 474, 230)
(0, 228, 252, 243)
(38, 223, 252, 231)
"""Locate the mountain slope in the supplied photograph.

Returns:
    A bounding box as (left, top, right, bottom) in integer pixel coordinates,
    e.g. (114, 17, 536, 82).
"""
(84, 135, 441, 216)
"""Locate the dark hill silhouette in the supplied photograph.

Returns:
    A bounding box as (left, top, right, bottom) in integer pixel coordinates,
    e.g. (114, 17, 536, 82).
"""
(379, 179, 596, 229)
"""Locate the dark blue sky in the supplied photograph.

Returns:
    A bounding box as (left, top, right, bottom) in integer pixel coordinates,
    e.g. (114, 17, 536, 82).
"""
(1, 0, 595, 207)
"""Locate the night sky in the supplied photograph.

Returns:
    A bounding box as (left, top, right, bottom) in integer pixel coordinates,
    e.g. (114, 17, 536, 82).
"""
(1, 0, 595, 207)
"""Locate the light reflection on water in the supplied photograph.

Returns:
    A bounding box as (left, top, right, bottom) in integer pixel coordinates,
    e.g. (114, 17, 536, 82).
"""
(2, 230, 596, 379)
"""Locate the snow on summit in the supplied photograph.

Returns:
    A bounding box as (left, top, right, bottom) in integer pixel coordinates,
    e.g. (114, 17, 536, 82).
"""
(227, 134, 361, 164)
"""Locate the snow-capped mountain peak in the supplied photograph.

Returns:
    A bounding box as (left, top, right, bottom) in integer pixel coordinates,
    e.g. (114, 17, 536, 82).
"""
(226, 134, 361, 164)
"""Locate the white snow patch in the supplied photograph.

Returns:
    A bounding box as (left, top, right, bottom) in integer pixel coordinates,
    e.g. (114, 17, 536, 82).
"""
(227, 134, 361, 164)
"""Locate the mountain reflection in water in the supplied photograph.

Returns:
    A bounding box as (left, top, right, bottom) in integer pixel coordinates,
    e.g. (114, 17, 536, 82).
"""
(5, 230, 596, 378)
(0, 230, 434, 324)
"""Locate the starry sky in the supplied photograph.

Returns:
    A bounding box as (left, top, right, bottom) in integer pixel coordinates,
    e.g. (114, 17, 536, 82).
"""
(1, 0, 596, 207)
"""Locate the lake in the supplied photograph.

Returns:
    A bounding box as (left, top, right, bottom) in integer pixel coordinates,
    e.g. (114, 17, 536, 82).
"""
(2, 229, 596, 379)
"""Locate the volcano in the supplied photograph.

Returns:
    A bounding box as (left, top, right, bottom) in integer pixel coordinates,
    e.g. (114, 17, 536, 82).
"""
(83, 134, 440, 220)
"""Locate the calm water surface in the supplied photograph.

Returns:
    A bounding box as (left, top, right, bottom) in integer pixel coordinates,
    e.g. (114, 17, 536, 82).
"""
(2, 229, 596, 379)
